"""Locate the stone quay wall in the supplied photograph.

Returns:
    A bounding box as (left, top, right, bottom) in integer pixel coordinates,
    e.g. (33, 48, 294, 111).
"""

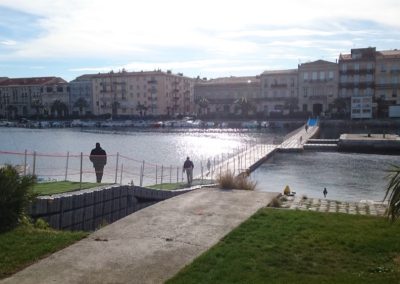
(28, 186, 191, 231)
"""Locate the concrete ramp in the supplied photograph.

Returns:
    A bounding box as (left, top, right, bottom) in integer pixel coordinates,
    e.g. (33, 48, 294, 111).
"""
(1, 188, 279, 284)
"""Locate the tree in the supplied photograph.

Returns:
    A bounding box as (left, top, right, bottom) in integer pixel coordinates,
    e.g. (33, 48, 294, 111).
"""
(234, 97, 254, 117)
(0, 165, 36, 231)
(31, 99, 44, 118)
(384, 164, 400, 222)
(73, 98, 89, 116)
(136, 103, 148, 117)
(51, 100, 68, 118)
(196, 97, 209, 116)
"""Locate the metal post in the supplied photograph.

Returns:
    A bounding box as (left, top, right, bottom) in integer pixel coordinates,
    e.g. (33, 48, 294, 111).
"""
(156, 165, 158, 185)
(115, 152, 119, 184)
(140, 160, 144, 186)
(79, 152, 83, 189)
(233, 158, 235, 175)
(64, 151, 69, 181)
(120, 163, 124, 185)
(161, 165, 164, 188)
(32, 151, 36, 176)
(170, 165, 172, 184)
(201, 162, 203, 183)
(177, 167, 179, 183)
(23, 149, 27, 176)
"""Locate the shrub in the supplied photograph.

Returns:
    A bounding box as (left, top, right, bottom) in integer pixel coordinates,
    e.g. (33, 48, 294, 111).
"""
(217, 171, 236, 189)
(0, 165, 36, 231)
(235, 175, 257, 191)
(217, 171, 257, 191)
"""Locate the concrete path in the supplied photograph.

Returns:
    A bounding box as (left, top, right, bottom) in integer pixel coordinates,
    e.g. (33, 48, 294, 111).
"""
(2, 188, 279, 284)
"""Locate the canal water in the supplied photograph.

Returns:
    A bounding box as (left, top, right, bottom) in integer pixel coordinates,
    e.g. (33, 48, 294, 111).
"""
(0, 126, 398, 202)
(252, 151, 398, 202)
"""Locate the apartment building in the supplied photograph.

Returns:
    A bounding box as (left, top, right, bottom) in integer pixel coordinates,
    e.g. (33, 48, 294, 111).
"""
(193, 76, 261, 116)
(298, 60, 338, 116)
(69, 74, 96, 116)
(260, 69, 298, 116)
(0, 77, 68, 119)
(375, 50, 400, 117)
(91, 70, 194, 117)
(339, 47, 376, 119)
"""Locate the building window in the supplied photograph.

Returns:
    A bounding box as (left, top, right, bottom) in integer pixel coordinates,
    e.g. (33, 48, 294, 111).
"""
(367, 62, 373, 70)
(312, 72, 317, 81)
(328, 71, 334, 80)
(303, 72, 308, 81)
(354, 63, 359, 71)
(381, 64, 386, 72)
(319, 72, 325, 80)
(341, 64, 347, 71)
(303, 87, 308, 97)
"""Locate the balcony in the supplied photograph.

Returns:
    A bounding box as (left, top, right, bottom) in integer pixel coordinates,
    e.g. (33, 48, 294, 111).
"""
(148, 79, 157, 84)
(339, 69, 374, 75)
(270, 83, 287, 88)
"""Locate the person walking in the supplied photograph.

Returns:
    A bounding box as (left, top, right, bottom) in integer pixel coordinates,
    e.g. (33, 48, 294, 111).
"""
(90, 142, 107, 183)
(323, 187, 328, 198)
(183, 157, 194, 186)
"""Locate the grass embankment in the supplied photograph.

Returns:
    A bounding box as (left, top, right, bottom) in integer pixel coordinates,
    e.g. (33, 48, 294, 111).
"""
(168, 209, 400, 284)
(33, 181, 105, 195)
(0, 226, 87, 279)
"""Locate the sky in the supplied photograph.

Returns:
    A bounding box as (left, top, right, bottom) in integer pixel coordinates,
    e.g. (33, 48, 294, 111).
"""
(0, 0, 400, 82)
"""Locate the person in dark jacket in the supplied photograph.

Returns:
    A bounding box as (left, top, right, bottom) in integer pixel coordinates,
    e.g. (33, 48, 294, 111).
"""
(183, 157, 194, 185)
(90, 143, 107, 183)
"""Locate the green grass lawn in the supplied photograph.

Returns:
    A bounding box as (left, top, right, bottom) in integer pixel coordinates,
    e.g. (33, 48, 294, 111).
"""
(33, 181, 107, 195)
(0, 226, 88, 279)
(167, 209, 400, 284)
(147, 182, 187, 190)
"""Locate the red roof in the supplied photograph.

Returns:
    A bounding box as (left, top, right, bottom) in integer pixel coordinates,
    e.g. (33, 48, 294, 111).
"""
(0, 77, 67, 87)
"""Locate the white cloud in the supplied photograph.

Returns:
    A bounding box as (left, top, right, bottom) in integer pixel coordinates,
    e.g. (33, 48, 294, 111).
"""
(0, 0, 399, 78)
(1, 39, 17, 46)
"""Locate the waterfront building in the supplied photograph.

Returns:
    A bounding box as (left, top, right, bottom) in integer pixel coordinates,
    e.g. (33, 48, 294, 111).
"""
(0, 77, 68, 119)
(69, 74, 96, 117)
(193, 76, 261, 117)
(375, 50, 400, 117)
(339, 48, 376, 119)
(91, 70, 194, 117)
(260, 69, 298, 117)
(298, 60, 338, 117)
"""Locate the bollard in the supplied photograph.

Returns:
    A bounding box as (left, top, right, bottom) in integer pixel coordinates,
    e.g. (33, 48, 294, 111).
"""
(115, 152, 119, 184)
(65, 151, 69, 181)
(156, 165, 158, 185)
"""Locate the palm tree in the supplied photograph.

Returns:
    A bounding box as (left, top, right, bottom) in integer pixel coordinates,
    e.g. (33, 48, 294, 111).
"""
(31, 99, 44, 118)
(384, 164, 400, 222)
(51, 100, 68, 118)
(73, 98, 89, 117)
(234, 97, 254, 117)
(136, 103, 148, 117)
(196, 97, 209, 116)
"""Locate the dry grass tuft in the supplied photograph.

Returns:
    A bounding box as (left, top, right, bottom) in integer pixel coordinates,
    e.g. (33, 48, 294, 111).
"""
(217, 171, 257, 191)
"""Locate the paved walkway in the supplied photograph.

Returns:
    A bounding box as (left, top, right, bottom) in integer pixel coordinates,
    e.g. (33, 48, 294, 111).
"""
(1, 188, 279, 284)
(280, 195, 387, 216)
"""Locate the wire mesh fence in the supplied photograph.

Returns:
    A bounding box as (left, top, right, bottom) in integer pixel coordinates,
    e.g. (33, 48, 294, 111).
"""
(0, 143, 276, 188)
